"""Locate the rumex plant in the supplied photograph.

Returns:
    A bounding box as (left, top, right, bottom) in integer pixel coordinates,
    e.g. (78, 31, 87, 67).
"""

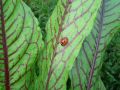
(0, 0, 120, 90)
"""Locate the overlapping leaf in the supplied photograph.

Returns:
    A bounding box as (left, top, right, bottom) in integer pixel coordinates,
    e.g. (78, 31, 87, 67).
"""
(38, 0, 102, 89)
(0, 0, 43, 89)
(70, 0, 120, 90)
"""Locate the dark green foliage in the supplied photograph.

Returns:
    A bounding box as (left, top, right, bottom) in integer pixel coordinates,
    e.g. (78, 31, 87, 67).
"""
(24, 0, 58, 39)
(101, 31, 120, 90)
(66, 77, 71, 90)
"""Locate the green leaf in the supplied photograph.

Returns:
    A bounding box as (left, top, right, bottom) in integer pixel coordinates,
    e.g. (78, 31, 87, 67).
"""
(38, 0, 102, 89)
(0, 0, 43, 89)
(70, 0, 120, 90)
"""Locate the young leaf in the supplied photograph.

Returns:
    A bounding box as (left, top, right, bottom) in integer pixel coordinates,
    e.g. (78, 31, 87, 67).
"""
(70, 0, 120, 90)
(0, 0, 43, 89)
(38, 0, 102, 89)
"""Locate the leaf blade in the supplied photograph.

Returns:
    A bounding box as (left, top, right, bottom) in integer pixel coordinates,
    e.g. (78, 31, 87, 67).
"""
(70, 0, 120, 90)
(39, 0, 102, 89)
(0, 0, 43, 89)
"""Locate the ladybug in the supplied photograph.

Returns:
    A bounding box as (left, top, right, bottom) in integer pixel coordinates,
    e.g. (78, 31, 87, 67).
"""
(60, 37, 68, 46)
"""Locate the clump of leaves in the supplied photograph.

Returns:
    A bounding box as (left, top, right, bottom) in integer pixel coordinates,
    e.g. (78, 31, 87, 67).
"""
(101, 31, 120, 90)
(24, 0, 58, 39)
(0, 0, 120, 90)
(70, 0, 120, 90)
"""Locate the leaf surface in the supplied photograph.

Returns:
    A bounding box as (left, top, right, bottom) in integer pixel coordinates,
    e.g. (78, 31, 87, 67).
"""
(39, 0, 102, 89)
(70, 0, 120, 90)
(0, 0, 43, 89)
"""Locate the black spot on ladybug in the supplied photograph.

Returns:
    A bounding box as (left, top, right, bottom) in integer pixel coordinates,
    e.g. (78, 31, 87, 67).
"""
(60, 37, 68, 46)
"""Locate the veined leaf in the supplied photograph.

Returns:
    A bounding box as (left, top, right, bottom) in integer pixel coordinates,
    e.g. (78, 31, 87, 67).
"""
(70, 0, 120, 90)
(38, 0, 102, 89)
(0, 0, 43, 89)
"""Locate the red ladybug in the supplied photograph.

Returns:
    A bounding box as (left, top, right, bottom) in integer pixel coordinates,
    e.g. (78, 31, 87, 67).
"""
(60, 37, 68, 46)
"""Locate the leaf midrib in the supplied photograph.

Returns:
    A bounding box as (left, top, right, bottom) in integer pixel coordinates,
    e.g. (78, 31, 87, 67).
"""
(45, 1, 70, 90)
(0, 0, 10, 90)
(87, 0, 105, 89)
